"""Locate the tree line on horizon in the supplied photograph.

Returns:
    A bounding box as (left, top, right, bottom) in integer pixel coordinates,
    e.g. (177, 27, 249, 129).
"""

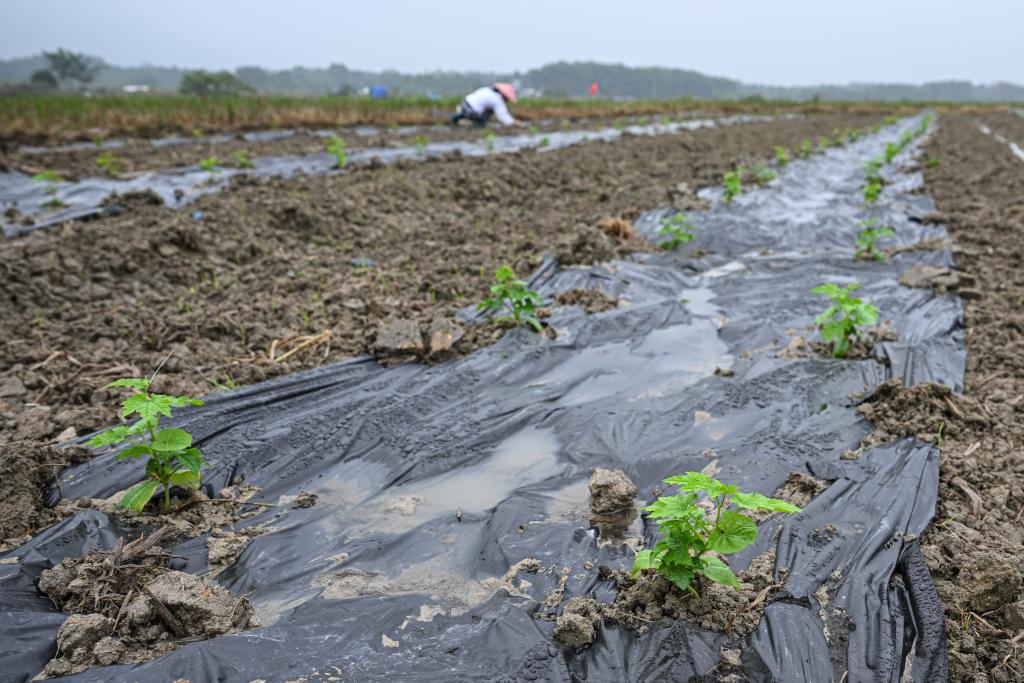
(2, 50, 1022, 102)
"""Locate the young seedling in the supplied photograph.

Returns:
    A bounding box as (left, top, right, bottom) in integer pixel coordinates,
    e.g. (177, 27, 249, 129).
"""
(632, 472, 799, 595)
(817, 136, 831, 150)
(233, 150, 254, 169)
(485, 131, 497, 152)
(327, 136, 347, 168)
(751, 164, 778, 187)
(723, 167, 746, 204)
(32, 170, 64, 207)
(863, 177, 884, 204)
(854, 220, 895, 261)
(411, 135, 428, 155)
(476, 266, 544, 332)
(87, 375, 205, 513)
(883, 115, 899, 126)
(657, 213, 696, 251)
(199, 157, 221, 173)
(926, 158, 941, 168)
(96, 151, 121, 177)
(773, 146, 790, 167)
(797, 139, 815, 159)
(811, 282, 880, 358)
(538, 136, 550, 148)
(884, 142, 900, 164)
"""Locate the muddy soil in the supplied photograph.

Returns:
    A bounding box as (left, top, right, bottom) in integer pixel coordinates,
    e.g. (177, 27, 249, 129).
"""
(553, 549, 780, 648)
(0, 113, 882, 445)
(36, 526, 255, 678)
(866, 112, 1024, 682)
(1, 112, 699, 180)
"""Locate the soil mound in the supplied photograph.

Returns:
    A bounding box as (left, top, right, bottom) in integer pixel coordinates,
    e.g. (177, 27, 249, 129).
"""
(37, 526, 254, 678)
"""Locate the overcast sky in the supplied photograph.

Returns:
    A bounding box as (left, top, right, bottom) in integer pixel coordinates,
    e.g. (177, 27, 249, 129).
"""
(1, 0, 1019, 85)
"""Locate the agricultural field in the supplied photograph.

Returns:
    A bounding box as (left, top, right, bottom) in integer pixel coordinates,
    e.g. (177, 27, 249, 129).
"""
(1, 100, 1023, 682)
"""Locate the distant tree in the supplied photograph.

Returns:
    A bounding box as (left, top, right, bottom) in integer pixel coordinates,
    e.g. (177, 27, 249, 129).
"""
(29, 69, 58, 89)
(43, 48, 101, 87)
(179, 70, 254, 96)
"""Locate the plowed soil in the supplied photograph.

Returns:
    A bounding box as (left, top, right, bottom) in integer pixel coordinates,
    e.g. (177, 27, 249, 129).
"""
(899, 111, 1024, 682)
(0, 113, 881, 445)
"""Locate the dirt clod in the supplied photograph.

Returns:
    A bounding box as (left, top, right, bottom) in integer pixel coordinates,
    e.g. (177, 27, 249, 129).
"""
(588, 468, 638, 514)
(37, 527, 254, 677)
(553, 597, 601, 647)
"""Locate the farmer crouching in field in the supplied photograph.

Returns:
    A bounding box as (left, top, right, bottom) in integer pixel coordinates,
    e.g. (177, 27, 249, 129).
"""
(452, 83, 520, 127)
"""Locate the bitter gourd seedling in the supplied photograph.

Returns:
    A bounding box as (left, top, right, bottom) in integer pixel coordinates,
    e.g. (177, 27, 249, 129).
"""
(812, 282, 880, 358)
(632, 472, 799, 595)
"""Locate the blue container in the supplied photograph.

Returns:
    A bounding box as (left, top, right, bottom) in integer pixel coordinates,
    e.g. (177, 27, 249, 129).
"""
(369, 85, 389, 98)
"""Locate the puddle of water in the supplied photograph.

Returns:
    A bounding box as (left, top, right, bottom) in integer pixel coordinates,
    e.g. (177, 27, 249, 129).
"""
(347, 427, 563, 535)
(545, 479, 643, 549)
(530, 321, 732, 406)
(679, 286, 725, 323)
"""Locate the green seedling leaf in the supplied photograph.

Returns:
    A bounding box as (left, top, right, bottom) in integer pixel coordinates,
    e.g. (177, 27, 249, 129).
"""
(176, 447, 204, 475)
(152, 428, 192, 452)
(700, 556, 740, 588)
(169, 469, 201, 490)
(87, 426, 129, 448)
(664, 472, 735, 497)
(631, 549, 664, 575)
(732, 491, 801, 513)
(122, 480, 160, 512)
(707, 510, 758, 554)
(115, 444, 150, 460)
(106, 378, 152, 391)
(644, 493, 701, 520)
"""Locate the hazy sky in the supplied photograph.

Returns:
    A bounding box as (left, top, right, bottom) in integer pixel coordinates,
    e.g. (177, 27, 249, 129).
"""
(1, 0, 1020, 85)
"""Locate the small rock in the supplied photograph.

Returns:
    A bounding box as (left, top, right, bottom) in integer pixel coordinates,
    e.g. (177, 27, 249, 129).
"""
(374, 319, 424, 355)
(899, 264, 961, 291)
(381, 634, 399, 648)
(427, 319, 465, 355)
(1003, 601, 1024, 630)
(207, 535, 250, 566)
(55, 426, 77, 443)
(589, 468, 638, 515)
(0, 376, 26, 398)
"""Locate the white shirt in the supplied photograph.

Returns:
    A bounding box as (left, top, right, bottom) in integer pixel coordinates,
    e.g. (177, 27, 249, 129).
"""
(464, 87, 515, 126)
